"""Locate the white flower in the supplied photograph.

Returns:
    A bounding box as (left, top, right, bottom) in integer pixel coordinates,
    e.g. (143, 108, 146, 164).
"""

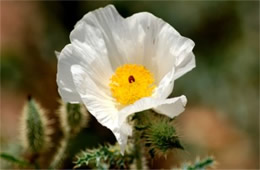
(56, 5, 195, 153)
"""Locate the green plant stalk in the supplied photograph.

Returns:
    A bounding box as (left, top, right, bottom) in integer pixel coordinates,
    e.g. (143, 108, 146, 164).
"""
(49, 135, 73, 169)
(50, 102, 88, 169)
(59, 103, 89, 136)
(133, 113, 143, 170)
(134, 134, 142, 169)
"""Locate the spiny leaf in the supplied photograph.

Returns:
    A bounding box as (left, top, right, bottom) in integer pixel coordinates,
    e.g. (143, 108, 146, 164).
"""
(182, 157, 215, 170)
(74, 144, 134, 169)
(0, 152, 30, 167)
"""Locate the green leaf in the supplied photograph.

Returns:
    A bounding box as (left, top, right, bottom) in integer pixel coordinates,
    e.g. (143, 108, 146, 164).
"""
(74, 144, 134, 169)
(0, 152, 30, 167)
(183, 157, 215, 170)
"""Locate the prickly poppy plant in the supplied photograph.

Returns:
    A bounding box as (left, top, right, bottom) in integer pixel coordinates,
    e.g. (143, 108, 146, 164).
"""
(0, 5, 216, 169)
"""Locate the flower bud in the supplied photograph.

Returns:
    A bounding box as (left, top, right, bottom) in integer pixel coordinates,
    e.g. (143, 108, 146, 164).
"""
(20, 96, 50, 153)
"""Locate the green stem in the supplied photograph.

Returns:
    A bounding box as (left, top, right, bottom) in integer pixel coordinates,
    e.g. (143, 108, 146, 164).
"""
(134, 131, 142, 169)
(133, 112, 144, 170)
(49, 136, 72, 169)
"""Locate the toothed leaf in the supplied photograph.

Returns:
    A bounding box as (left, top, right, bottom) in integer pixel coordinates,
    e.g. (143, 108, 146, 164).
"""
(74, 144, 134, 169)
(182, 157, 215, 170)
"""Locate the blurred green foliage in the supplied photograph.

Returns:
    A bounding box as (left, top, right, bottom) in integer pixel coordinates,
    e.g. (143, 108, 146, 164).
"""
(0, 152, 30, 167)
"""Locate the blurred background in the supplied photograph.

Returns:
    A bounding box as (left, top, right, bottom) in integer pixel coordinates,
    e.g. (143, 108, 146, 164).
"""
(0, 1, 259, 169)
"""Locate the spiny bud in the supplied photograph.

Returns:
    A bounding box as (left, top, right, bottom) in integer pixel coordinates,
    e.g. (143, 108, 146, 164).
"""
(58, 102, 89, 136)
(145, 118, 184, 157)
(20, 96, 50, 153)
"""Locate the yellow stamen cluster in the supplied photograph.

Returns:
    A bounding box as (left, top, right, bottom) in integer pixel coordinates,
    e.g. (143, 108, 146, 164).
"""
(109, 64, 156, 105)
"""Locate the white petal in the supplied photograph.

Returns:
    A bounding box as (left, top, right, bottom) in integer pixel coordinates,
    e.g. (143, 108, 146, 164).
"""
(70, 64, 131, 153)
(126, 12, 195, 84)
(70, 64, 116, 119)
(113, 122, 132, 154)
(55, 51, 60, 59)
(57, 29, 114, 102)
(70, 5, 144, 70)
(153, 67, 175, 99)
(154, 95, 187, 118)
(71, 39, 114, 92)
(173, 52, 196, 80)
(118, 96, 187, 127)
(56, 44, 82, 103)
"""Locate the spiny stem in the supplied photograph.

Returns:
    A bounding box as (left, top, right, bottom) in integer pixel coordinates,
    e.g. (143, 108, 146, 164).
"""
(134, 132, 142, 169)
(134, 113, 143, 170)
(49, 136, 72, 169)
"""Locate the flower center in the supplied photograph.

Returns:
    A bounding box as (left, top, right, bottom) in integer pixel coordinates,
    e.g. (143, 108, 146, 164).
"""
(109, 64, 156, 105)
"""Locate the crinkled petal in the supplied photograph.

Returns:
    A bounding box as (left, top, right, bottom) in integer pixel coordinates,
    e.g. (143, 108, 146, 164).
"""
(153, 67, 175, 99)
(70, 5, 145, 70)
(56, 44, 82, 103)
(57, 18, 114, 102)
(173, 52, 196, 80)
(71, 40, 113, 94)
(70, 6, 195, 98)
(113, 122, 132, 154)
(126, 12, 195, 85)
(57, 39, 113, 102)
(153, 53, 195, 100)
(154, 95, 187, 118)
(70, 64, 116, 125)
(70, 64, 131, 153)
(118, 96, 187, 127)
